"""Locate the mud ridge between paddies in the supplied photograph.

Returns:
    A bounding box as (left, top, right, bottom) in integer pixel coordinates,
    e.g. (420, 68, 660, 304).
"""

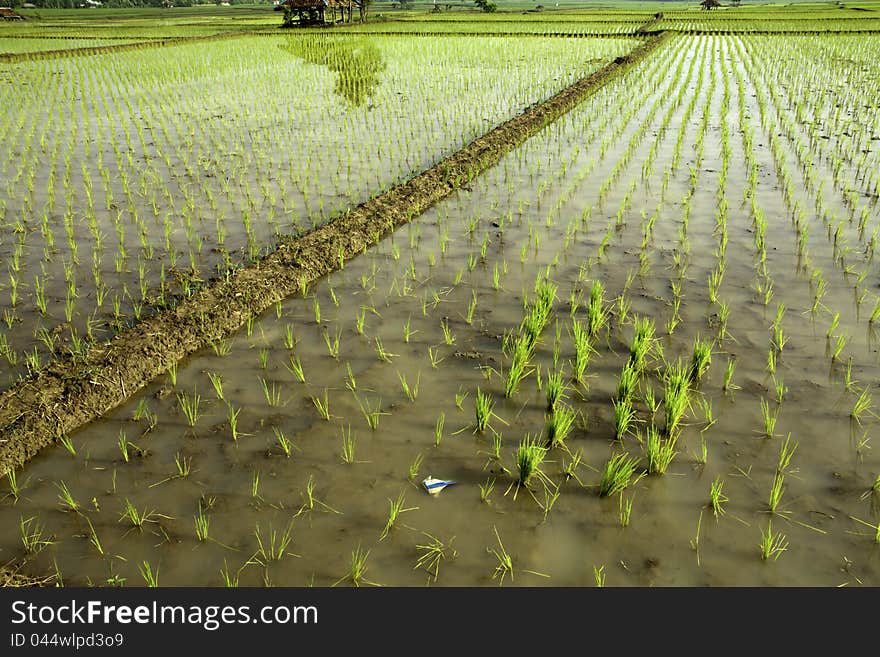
(0, 31, 671, 478)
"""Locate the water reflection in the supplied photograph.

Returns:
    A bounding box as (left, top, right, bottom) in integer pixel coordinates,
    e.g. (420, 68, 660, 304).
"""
(282, 36, 385, 107)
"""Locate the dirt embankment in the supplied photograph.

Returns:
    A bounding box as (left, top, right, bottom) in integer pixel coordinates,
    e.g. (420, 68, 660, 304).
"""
(0, 31, 671, 478)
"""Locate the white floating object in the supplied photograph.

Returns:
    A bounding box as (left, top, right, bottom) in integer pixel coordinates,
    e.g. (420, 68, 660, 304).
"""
(422, 476, 456, 496)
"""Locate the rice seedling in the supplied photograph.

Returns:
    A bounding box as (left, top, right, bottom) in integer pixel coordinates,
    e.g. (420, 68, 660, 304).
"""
(593, 565, 606, 587)
(375, 336, 397, 363)
(851, 387, 876, 425)
(759, 521, 788, 561)
(570, 319, 595, 384)
(612, 398, 638, 440)
(663, 361, 691, 437)
(645, 424, 678, 474)
(480, 477, 495, 504)
(58, 434, 77, 457)
(286, 354, 306, 383)
(3, 470, 22, 504)
(138, 561, 159, 587)
(545, 368, 568, 412)
(689, 335, 712, 383)
(335, 544, 378, 588)
(489, 526, 514, 585)
(474, 387, 495, 433)
(440, 318, 456, 345)
(175, 452, 192, 479)
(20, 515, 54, 555)
(545, 405, 577, 448)
(260, 378, 283, 407)
(844, 357, 857, 391)
(379, 490, 418, 541)
(414, 533, 456, 582)
(848, 515, 880, 544)
(84, 516, 105, 557)
(760, 398, 778, 438)
(827, 312, 840, 340)
(434, 412, 445, 447)
(274, 427, 294, 458)
(766, 347, 776, 376)
(408, 453, 424, 481)
(598, 451, 643, 497)
(689, 510, 703, 566)
(340, 424, 358, 465)
(629, 316, 657, 372)
(616, 362, 639, 403)
(194, 504, 210, 542)
(227, 404, 243, 441)
(831, 334, 849, 362)
(708, 476, 728, 518)
(323, 327, 341, 360)
(619, 493, 635, 528)
(586, 280, 609, 338)
(311, 388, 331, 421)
(253, 520, 296, 565)
(515, 434, 548, 489)
(284, 324, 297, 350)
(207, 371, 224, 401)
(177, 387, 202, 427)
(428, 346, 444, 369)
(355, 394, 386, 430)
(773, 376, 787, 404)
(55, 481, 82, 514)
(398, 371, 421, 403)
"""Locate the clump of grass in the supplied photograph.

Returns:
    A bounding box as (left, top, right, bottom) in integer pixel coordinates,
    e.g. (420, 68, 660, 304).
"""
(759, 398, 778, 438)
(629, 316, 657, 372)
(311, 388, 331, 421)
(709, 476, 728, 518)
(334, 544, 378, 587)
(414, 533, 456, 582)
(20, 515, 54, 555)
(434, 412, 445, 447)
(274, 427, 294, 458)
(340, 425, 357, 464)
(253, 520, 295, 565)
(177, 387, 202, 427)
(612, 398, 637, 440)
(615, 362, 639, 403)
(645, 424, 678, 475)
(55, 481, 81, 513)
(619, 493, 635, 528)
(474, 387, 495, 433)
(545, 369, 567, 412)
(689, 335, 712, 383)
(138, 561, 159, 587)
(663, 360, 690, 437)
(515, 434, 548, 488)
(851, 386, 876, 425)
(489, 526, 514, 586)
(545, 405, 577, 448)
(759, 520, 788, 561)
(379, 490, 417, 541)
(598, 452, 643, 497)
(586, 280, 608, 338)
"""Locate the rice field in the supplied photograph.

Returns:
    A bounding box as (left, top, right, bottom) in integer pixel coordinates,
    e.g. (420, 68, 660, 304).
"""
(0, 33, 636, 390)
(1, 4, 879, 588)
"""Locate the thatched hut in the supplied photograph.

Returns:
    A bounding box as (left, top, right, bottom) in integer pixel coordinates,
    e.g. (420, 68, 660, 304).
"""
(281, 0, 353, 26)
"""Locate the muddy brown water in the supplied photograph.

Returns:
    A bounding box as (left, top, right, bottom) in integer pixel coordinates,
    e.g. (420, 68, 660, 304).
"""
(1, 34, 879, 586)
